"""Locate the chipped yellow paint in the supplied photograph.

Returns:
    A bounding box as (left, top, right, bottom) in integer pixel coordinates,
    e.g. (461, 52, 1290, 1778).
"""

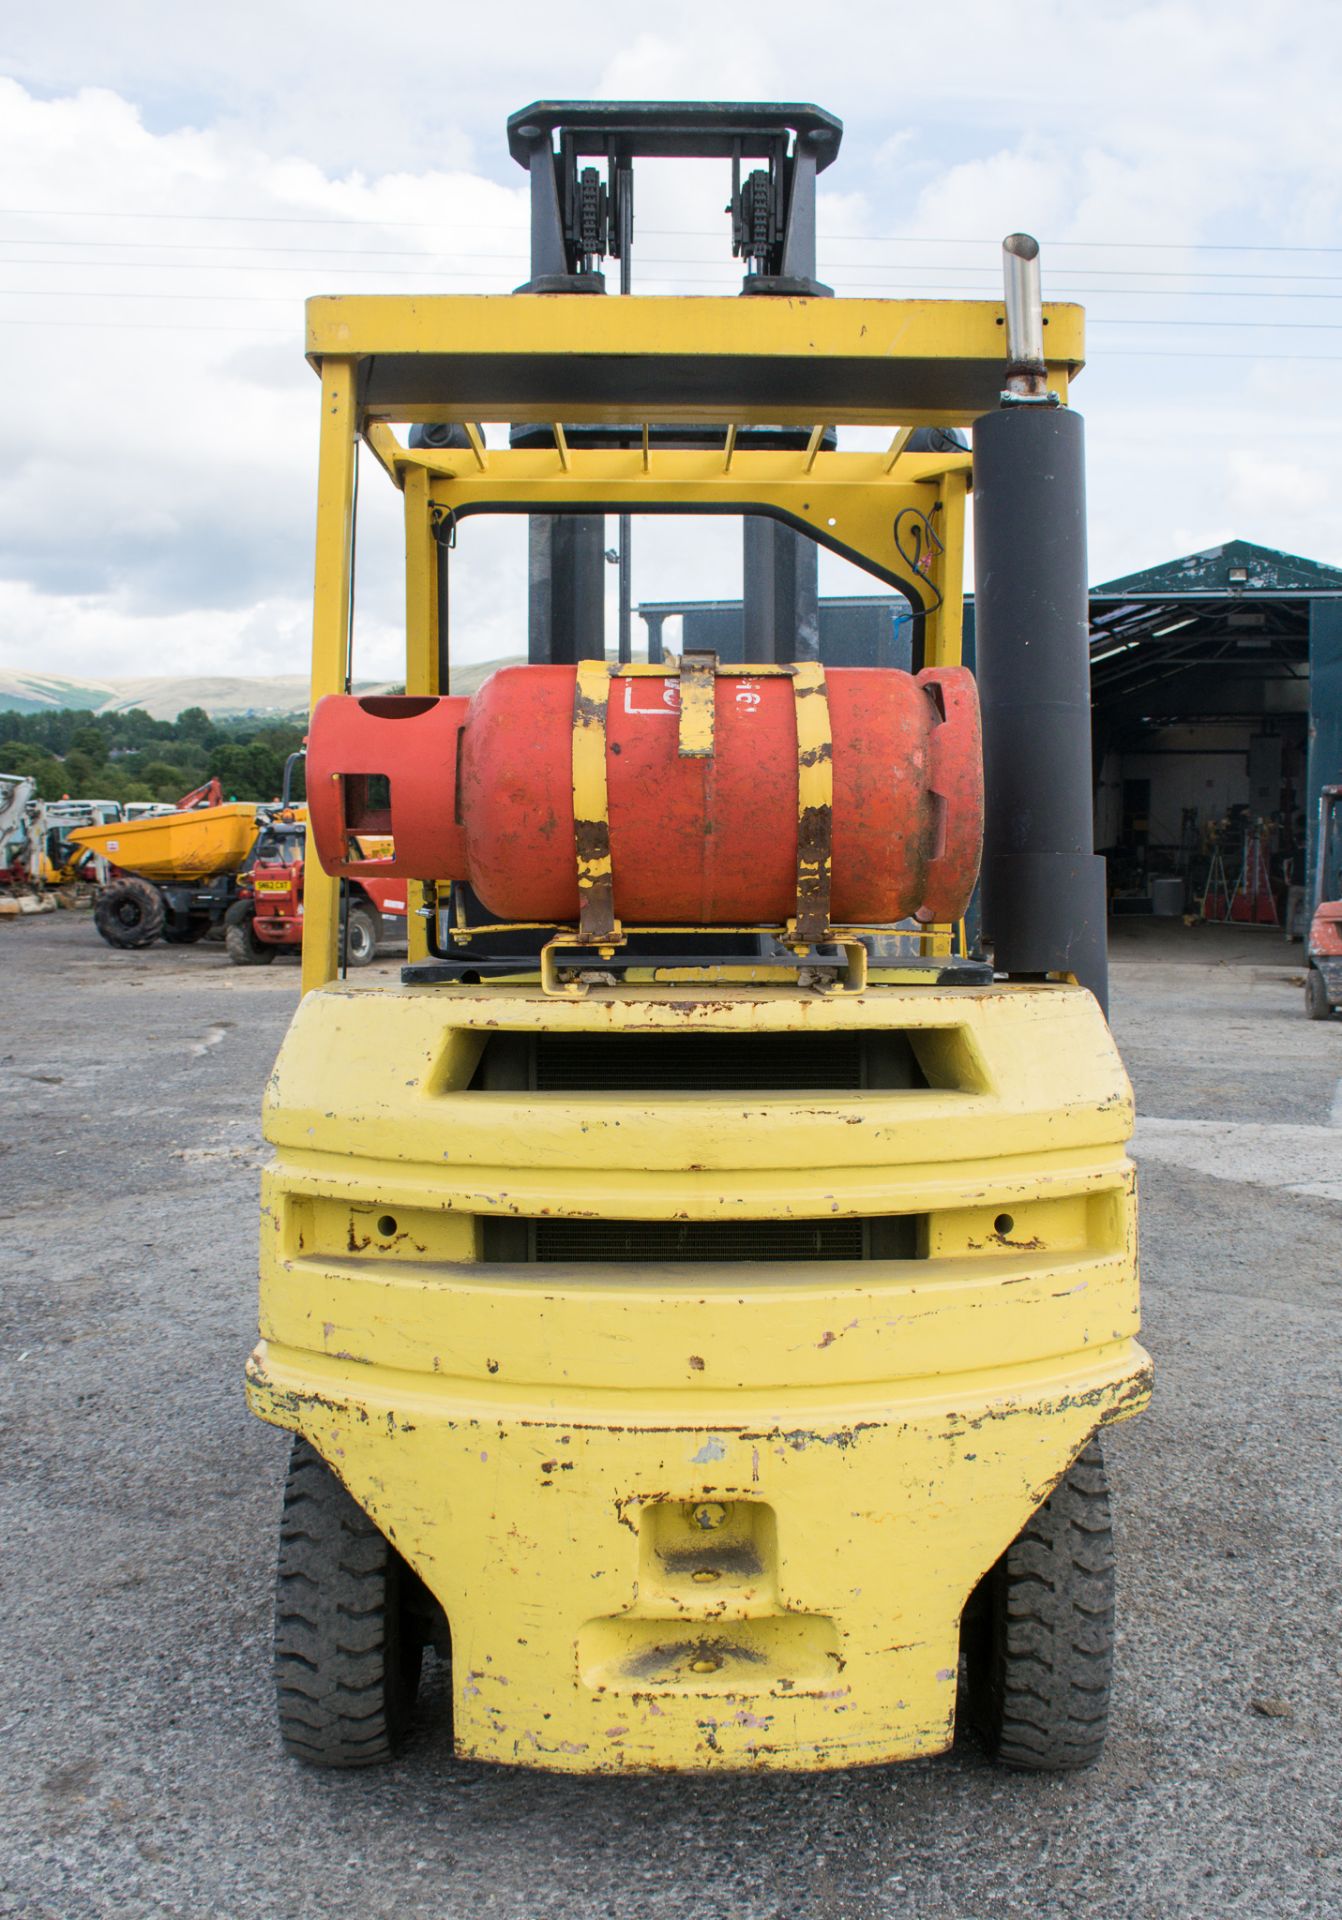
(790, 661, 833, 946)
(571, 661, 617, 945)
(407, 449, 970, 669)
(676, 653, 716, 759)
(300, 356, 356, 997)
(248, 979, 1148, 1772)
(402, 464, 438, 965)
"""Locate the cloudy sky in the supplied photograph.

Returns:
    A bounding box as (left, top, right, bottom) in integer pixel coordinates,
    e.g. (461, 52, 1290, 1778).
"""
(2, 1, 1340, 685)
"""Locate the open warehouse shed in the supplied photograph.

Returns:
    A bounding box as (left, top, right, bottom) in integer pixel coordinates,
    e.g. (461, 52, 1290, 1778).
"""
(1088, 540, 1342, 928)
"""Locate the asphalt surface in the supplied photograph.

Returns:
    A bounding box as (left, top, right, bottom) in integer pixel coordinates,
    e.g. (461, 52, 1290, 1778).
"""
(1, 912, 1339, 1920)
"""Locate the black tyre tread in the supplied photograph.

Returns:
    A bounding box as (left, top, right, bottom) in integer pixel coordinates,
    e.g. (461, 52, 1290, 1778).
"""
(273, 1437, 421, 1767)
(162, 920, 209, 944)
(225, 914, 276, 966)
(1305, 968, 1332, 1020)
(343, 902, 379, 967)
(969, 1438, 1116, 1772)
(93, 877, 164, 949)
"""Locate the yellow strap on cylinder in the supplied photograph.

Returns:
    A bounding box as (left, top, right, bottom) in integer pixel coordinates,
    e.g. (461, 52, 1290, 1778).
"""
(571, 662, 617, 945)
(791, 660, 834, 946)
(677, 651, 717, 759)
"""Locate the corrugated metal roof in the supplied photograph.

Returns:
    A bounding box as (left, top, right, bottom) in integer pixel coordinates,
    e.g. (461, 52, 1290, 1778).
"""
(1093, 539, 1342, 601)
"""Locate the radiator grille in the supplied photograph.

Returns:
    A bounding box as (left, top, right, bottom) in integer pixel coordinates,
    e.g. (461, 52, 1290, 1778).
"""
(471, 1030, 928, 1093)
(537, 1218, 863, 1261)
(480, 1215, 920, 1262)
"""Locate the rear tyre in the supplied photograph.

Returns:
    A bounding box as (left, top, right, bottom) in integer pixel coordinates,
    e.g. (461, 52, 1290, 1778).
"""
(964, 1438, 1115, 1771)
(343, 901, 379, 967)
(1305, 967, 1332, 1020)
(93, 877, 164, 949)
(225, 905, 276, 967)
(274, 1437, 426, 1767)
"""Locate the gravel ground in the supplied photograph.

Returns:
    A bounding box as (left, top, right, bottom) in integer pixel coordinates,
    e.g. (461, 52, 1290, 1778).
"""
(1, 912, 1339, 1920)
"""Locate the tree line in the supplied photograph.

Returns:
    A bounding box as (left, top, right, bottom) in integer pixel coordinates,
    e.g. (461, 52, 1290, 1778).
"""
(0, 705, 308, 806)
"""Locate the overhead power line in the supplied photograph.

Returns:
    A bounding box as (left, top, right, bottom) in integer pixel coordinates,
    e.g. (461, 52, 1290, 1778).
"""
(0, 206, 529, 229)
(1100, 349, 1342, 361)
(0, 206, 1338, 257)
(0, 316, 293, 333)
(3, 282, 1341, 328)
(0, 235, 526, 262)
(826, 236, 1342, 255)
(4, 249, 1342, 301)
(3, 236, 1342, 287)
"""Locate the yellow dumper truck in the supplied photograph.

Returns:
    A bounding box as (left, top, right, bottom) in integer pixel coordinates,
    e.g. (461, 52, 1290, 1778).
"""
(72, 780, 260, 947)
(246, 101, 1148, 1775)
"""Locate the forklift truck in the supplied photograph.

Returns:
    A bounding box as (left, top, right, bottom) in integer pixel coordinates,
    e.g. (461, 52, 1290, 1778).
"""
(246, 102, 1149, 1775)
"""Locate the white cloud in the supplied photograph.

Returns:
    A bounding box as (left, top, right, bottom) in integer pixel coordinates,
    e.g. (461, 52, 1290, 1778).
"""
(0, 76, 535, 680)
(0, 576, 319, 681)
(596, 31, 782, 103)
(1, 6, 1341, 684)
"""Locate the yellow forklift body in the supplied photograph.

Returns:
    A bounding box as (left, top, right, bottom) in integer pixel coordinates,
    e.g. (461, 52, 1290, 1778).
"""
(252, 170, 1149, 1771)
(247, 979, 1147, 1771)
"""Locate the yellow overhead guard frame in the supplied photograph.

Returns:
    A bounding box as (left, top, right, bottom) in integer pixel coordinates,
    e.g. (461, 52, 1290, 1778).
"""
(296, 289, 1085, 993)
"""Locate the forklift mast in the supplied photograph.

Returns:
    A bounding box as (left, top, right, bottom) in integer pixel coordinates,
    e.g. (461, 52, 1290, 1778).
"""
(506, 102, 840, 675)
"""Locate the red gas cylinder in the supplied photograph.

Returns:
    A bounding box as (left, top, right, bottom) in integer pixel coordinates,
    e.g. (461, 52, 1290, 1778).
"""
(306, 663, 982, 929)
